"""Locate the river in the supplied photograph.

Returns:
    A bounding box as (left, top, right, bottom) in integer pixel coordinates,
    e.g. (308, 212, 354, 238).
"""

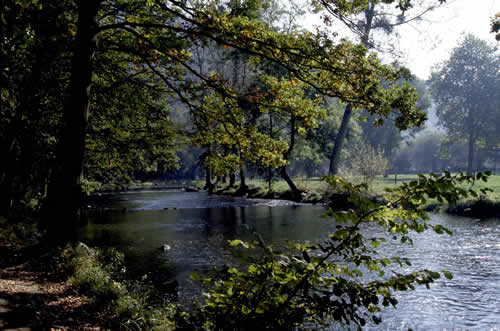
(78, 190, 500, 330)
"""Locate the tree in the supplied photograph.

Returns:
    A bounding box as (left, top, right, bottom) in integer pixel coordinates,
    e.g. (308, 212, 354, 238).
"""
(307, 99, 363, 172)
(85, 47, 180, 186)
(492, 12, 500, 41)
(360, 78, 431, 173)
(0, 1, 76, 217)
(3, 0, 428, 236)
(430, 34, 500, 175)
(348, 144, 389, 185)
(393, 131, 447, 173)
(2, 1, 488, 328)
(318, 0, 443, 175)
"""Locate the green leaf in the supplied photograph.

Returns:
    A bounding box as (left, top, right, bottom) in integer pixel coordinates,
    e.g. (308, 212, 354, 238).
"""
(248, 265, 258, 273)
(229, 239, 248, 248)
(442, 270, 453, 280)
(255, 307, 265, 314)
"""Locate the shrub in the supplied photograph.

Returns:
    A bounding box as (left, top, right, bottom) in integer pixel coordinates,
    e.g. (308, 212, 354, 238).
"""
(65, 244, 127, 309)
(0, 217, 39, 247)
(63, 243, 178, 329)
(348, 145, 389, 187)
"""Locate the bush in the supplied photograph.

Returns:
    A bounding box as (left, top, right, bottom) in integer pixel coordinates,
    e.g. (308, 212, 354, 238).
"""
(0, 217, 40, 248)
(347, 145, 389, 186)
(63, 243, 179, 329)
(65, 244, 127, 309)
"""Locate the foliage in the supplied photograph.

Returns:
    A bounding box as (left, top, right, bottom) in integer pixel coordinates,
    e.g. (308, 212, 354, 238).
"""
(492, 12, 500, 41)
(85, 47, 181, 185)
(430, 34, 500, 175)
(315, 0, 446, 57)
(359, 78, 431, 166)
(0, 0, 71, 214)
(66, 244, 128, 310)
(0, 0, 441, 222)
(392, 131, 445, 173)
(0, 217, 40, 248)
(64, 243, 180, 329)
(348, 144, 389, 186)
(184, 171, 490, 329)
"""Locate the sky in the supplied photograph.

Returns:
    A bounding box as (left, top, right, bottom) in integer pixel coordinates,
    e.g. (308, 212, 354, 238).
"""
(301, 0, 500, 79)
(398, 0, 499, 79)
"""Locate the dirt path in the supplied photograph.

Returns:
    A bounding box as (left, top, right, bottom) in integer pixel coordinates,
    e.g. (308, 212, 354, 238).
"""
(0, 245, 104, 330)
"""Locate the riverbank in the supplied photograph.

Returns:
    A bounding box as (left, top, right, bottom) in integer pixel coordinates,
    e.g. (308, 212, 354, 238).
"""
(192, 179, 500, 219)
(86, 180, 500, 219)
(445, 198, 500, 218)
(0, 224, 105, 329)
(1, 179, 498, 329)
(88, 174, 500, 218)
(0, 218, 179, 330)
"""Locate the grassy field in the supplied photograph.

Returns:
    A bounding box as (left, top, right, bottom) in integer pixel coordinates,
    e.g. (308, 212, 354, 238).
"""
(371, 173, 500, 201)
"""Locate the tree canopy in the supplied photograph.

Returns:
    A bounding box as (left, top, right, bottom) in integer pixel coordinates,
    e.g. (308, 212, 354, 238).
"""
(2, 1, 499, 329)
(430, 34, 500, 175)
(26, 0, 431, 225)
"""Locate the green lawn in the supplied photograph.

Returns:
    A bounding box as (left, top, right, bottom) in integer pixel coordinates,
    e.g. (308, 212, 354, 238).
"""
(371, 173, 500, 201)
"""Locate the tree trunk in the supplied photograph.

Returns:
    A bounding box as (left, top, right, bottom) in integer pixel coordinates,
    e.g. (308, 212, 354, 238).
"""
(238, 167, 247, 192)
(229, 173, 236, 187)
(43, 1, 100, 238)
(493, 147, 498, 174)
(467, 131, 475, 176)
(280, 115, 301, 199)
(329, 104, 353, 175)
(204, 167, 214, 193)
(0, 173, 14, 217)
(280, 166, 301, 200)
(328, 5, 374, 177)
(267, 113, 274, 192)
(267, 168, 273, 192)
(0, 138, 17, 217)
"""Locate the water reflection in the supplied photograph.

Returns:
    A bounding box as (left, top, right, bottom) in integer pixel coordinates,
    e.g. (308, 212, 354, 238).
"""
(79, 191, 500, 330)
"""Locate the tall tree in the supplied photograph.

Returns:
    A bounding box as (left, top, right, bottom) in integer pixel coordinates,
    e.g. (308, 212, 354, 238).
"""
(430, 34, 500, 175)
(360, 78, 431, 171)
(318, 0, 443, 175)
(43, 1, 101, 232)
(35, 0, 429, 236)
(0, 1, 72, 217)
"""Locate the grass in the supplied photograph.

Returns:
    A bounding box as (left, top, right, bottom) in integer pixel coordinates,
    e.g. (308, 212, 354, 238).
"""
(370, 174, 500, 200)
(64, 243, 179, 329)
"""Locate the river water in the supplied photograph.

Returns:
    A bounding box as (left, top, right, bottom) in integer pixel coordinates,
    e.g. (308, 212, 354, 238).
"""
(79, 191, 500, 330)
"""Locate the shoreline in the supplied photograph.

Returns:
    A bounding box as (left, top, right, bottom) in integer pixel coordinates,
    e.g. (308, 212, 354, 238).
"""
(85, 182, 500, 219)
